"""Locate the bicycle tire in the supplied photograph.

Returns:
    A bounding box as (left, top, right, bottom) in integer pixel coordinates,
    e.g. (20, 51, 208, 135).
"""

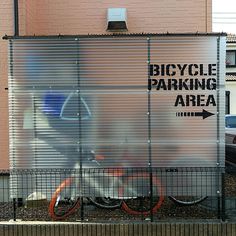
(168, 196, 208, 206)
(89, 197, 122, 209)
(49, 177, 80, 220)
(120, 172, 164, 215)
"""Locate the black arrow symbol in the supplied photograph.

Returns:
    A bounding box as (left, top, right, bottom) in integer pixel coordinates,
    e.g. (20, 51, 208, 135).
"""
(195, 109, 215, 119)
(176, 109, 215, 119)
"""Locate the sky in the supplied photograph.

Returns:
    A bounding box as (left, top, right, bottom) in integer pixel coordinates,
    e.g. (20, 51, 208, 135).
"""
(212, 0, 236, 34)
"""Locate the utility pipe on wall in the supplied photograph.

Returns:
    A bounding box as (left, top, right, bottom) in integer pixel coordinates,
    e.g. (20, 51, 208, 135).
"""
(14, 0, 19, 36)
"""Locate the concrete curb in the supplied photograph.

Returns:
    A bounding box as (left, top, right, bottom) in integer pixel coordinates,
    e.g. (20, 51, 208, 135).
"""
(0, 222, 236, 236)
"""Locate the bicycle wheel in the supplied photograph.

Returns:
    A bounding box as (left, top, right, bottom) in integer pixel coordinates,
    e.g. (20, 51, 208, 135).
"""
(168, 196, 207, 206)
(49, 177, 80, 220)
(89, 197, 122, 209)
(120, 172, 164, 215)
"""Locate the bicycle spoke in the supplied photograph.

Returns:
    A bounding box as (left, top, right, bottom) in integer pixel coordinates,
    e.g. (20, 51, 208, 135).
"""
(89, 197, 122, 209)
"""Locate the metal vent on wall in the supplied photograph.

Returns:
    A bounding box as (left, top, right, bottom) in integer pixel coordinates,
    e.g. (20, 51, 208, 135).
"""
(107, 8, 128, 31)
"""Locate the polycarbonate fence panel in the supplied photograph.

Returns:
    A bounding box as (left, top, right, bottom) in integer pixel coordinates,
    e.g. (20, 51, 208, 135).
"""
(8, 35, 226, 197)
(78, 38, 147, 88)
(149, 37, 225, 167)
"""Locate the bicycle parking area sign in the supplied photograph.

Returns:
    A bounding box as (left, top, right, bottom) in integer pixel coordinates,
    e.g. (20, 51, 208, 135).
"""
(149, 64, 217, 123)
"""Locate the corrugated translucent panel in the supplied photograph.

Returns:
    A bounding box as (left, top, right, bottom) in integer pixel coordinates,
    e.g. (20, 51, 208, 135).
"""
(9, 36, 226, 170)
(150, 37, 225, 167)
